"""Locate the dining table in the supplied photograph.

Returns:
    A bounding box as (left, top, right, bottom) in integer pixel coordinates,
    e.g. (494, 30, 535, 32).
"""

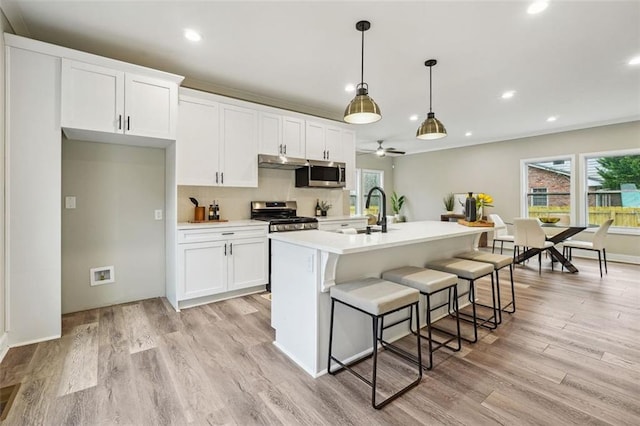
(514, 224, 587, 273)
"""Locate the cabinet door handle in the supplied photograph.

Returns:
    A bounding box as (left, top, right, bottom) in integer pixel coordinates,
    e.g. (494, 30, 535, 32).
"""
(326, 150, 330, 160)
(279, 144, 282, 154)
(323, 150, 326, 159)
(118, 115, 122, 130)
(283, 145, 287, 155)
(229, 243, 233, 255)
(224, 243, 227, 256)
(215, 172, 219, 184)
(127, 116, 130, 131)
(221, 172, 224, 184)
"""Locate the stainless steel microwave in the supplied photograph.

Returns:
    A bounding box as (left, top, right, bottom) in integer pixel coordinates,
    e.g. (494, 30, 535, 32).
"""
(295, 160, 346, 188)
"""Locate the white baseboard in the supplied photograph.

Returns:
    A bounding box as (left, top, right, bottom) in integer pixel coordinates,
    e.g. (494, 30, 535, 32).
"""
(0, 332, 9, 363)
(9, 333, 61, 348)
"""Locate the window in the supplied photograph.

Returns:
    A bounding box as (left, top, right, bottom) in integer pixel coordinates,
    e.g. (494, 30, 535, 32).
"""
(531, 188, 548, 207)
(350, 168, 384, 215)
(581, 151, 640, 230)
(521, 157, 574, 221)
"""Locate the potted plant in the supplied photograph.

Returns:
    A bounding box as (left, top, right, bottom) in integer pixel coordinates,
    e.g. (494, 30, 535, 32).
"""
(319, 201, 332, 216)
(390, 191, 406, 222)
(443, 192, 455, 213)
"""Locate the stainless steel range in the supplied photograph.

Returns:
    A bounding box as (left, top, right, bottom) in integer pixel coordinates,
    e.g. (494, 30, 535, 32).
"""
(250, 201, 318, 232)
(251, 201, 318, 291)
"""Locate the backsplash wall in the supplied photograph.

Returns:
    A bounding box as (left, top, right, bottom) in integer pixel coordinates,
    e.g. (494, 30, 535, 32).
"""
(178, 168, 350, 222)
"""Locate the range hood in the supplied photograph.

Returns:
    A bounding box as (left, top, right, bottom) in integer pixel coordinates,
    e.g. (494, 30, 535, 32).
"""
(258, 154, 308, 170)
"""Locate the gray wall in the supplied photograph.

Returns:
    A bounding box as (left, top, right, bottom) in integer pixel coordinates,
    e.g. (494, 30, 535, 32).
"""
(393, 121, 640, 259)
(62, 139, 166, 314)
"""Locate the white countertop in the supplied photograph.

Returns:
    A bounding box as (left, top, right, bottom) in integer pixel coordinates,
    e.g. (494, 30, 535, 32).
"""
(177, 220, 268, 230)
(269, 220, 498, 255)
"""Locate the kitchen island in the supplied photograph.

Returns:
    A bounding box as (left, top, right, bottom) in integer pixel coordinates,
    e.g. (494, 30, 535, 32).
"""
(268, 220, 496, 377)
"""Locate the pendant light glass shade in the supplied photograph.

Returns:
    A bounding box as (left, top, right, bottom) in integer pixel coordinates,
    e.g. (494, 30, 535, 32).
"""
(344, 20, 381, 124)
(416, 59, 447, 140)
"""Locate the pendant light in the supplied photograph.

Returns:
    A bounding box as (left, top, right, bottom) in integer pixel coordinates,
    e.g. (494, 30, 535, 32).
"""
(416, 59, 447, 140)
(344, 20, 381, 124)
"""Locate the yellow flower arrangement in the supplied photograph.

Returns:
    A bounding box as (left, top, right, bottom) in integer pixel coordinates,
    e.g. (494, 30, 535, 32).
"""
(476, 193, 494, 209)
(476, 193, 494, 219)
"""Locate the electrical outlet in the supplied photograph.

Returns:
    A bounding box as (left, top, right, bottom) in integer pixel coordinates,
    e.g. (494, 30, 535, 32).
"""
(154, 209, 163, 220)
(65, 196, 76, 209)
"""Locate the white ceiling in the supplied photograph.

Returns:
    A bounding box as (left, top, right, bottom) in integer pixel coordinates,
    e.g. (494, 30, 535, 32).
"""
(3, 0, 639, 155)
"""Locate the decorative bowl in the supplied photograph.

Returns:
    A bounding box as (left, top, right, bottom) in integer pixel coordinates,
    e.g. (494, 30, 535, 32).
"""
(539, 217, 560, 224)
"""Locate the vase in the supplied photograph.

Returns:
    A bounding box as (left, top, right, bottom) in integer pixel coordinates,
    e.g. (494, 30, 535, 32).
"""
(465, 192, 477, 222)
(477, 205, 483, 221)
(321, 210, 327, 216)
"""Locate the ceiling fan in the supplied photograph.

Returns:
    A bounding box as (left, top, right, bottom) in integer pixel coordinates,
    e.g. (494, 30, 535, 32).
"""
(359, 140, 406, 157)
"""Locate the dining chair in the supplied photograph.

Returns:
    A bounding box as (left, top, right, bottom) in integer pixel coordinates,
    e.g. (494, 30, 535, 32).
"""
(489, 214, 514, 254)
(562, 219, 613, 277)
(513, 218, 555, 275)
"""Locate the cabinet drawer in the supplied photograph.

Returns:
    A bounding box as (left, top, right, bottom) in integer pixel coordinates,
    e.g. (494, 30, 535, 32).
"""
(178, 226, 267, 243)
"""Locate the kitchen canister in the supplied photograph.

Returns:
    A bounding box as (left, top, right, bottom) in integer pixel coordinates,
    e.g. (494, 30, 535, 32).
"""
(194, 206, 206, 222)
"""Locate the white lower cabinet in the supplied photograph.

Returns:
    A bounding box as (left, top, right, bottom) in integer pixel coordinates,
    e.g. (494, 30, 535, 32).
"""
(177, 227, 268, 302)
(317, 217, 368, 232)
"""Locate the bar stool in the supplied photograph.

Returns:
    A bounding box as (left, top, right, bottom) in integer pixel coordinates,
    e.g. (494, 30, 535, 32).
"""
(455, 251, 516, 323)
(425, 258, 496, 343)
(382, 266, 461, 370)
(327, 277, 422, 409)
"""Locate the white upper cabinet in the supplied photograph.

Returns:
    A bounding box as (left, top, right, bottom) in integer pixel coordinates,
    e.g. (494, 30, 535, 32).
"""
(341, 129, 357, 191)
(305, 121, 344, 162)
(61, 59, 178, 145)
(305, 120, 348, 162)
(177, 89, 258, 188)
(220, 103, 258, 187)
(176, 96, 220, 186)
(259, 112, 305, 157)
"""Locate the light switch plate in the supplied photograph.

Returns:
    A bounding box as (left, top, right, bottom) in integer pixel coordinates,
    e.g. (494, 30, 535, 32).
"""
(65, 196, 76, 209)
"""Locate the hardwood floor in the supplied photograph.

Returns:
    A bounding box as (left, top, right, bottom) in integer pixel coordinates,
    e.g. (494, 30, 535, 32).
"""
(1, 257, 639, 425)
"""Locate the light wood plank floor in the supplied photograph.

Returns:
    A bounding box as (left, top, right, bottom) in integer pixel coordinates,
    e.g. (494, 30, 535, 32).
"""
(1, 257, 639, 425)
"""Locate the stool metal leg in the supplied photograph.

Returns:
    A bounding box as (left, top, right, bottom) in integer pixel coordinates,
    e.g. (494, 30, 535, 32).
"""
(327, 298, 336, 375)
(328, 298, 423, 410)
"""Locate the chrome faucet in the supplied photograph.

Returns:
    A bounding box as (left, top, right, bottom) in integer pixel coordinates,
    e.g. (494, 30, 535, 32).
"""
(365, 186, 387, 233)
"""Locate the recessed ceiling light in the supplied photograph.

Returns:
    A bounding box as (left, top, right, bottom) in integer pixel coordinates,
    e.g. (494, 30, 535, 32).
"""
(184, 29, 202, 42)
(345, 84, 355, 92)
(501, 90, 516, 99)
(409, 114, 419, 121)
(527, 1, 548, 15)
(547, 116, 557, 122)
(465, 131, 473, 137)
(629, 56, 640, 66)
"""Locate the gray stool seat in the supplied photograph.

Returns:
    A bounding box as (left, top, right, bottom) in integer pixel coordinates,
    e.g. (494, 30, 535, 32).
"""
(382, 266, 461, 370)
(426, 258, 494, 279)
(382, 266, 457, 294)
(328, 277, 422, 409)
(455, 251, 512, 269)
(455, 251, 516, 322)
(330, 277, 419, 315)
(425, 258, 497, 343)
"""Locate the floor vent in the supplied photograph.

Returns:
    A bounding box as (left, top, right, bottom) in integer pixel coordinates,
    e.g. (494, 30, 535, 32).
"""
(0, 383, 21, 421)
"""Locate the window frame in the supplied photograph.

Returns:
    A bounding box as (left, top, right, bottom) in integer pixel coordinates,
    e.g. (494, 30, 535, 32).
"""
(520, 155, 576, 223)
(578, 148, 640, 236)
(351, 168, 384, 215)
